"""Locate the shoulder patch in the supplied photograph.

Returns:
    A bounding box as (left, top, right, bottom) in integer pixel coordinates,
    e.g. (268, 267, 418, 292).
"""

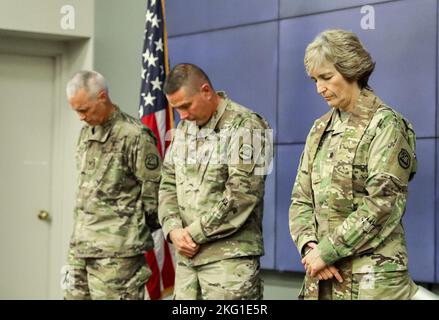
(398, 148, 411, 169)
(145, 153, 160, 170)
(239, 144, 254, 161)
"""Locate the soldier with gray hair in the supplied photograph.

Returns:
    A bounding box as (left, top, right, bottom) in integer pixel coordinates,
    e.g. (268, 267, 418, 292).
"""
(63, 70, 161, 299)
(159, 63, 272, 299)
(289, 29, 419, 299)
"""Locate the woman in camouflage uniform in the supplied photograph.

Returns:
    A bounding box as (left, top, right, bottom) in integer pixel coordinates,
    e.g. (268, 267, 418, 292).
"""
(289, 29, 418, 300)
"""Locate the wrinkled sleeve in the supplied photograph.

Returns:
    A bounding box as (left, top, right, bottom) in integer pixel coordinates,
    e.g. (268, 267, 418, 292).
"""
(289, 131, 318, 257)
(75, 127, 86, 172)
(158, 136, 183, 241)
(131, 131, 162, 232)
(318, 114, 416, 265)
(186, 117, 272, 244)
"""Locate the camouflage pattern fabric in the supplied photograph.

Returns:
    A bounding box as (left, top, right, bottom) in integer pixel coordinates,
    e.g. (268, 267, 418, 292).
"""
(70, 106, 161, 258)
(173, 256, 262, 300)
(290, 89, 418, 300)
(64, 252, 150, 300)
(351, 271, 416, 300)
(159, 92, 272, 299)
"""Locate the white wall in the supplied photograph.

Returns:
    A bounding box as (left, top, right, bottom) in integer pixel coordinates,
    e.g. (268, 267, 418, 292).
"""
(94, 0, 147, 117)
(0, 0, 93, 38)
(0, 0, 149, 299)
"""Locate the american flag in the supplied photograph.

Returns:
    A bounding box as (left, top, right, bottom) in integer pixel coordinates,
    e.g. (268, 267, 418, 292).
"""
(139, 0, 175, 300)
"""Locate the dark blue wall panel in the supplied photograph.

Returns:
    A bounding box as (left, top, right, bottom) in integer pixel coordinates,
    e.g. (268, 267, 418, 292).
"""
(275, 144, 304, 272)
(167, 0, 278, 37)
(437, 140, 439, 282)
(437, 0, 439, 140)
(261, 162, 276, 269)
(167, 0, 439, 282)
(437, 1, 439, 282)
(404, 139, 436, 282)
(168, 22, 278, 136)
(370, 0, 436, 139)
(280, 0, 385, 19)
(278, 0, 437, 143)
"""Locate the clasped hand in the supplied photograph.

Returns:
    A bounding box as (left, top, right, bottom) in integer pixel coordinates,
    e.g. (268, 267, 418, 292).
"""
(301, 242, 343, 283)
(169, 227, 200, 258)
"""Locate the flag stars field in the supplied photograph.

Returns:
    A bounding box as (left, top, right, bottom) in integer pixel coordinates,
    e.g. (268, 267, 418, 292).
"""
(143, 92, 156, 107)
(139, 0, 175, 299)
(151, 77, 163, 91)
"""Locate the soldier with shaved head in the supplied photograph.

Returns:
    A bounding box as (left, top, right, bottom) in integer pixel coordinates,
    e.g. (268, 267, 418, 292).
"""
(159, 63, 272, 300)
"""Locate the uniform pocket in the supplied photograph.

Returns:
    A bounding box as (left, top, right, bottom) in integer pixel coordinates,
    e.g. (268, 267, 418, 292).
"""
(203, 164, 228, 183)
(352, 163, 368, 192)
(97, 152, 127, 195)
(174, 164, 186, 207)
(354, 271, 415, 300)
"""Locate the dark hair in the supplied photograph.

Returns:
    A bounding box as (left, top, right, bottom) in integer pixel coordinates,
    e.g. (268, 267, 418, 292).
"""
(304, 29, 376, 89)
(164, 63, 214, 95)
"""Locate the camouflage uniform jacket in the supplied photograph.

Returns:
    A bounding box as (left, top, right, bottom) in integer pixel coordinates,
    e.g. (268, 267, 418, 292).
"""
(289, 89, 417, 299)
(159, 92, 272, 266)
(70, 106, 161, 258)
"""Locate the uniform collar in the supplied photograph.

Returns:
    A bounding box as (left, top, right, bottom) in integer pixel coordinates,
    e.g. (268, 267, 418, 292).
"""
(326, 109, 349, 134)
(86, 105, 121, 142)
(186, 91, 228, 137)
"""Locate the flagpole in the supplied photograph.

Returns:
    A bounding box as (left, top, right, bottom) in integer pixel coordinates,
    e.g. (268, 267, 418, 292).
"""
(140, 0, 176, 300)
(161, 0, 174, 128)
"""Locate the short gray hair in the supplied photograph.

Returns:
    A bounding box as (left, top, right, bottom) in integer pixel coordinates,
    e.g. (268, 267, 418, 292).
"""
(66, 70, 108, 99)
(304, 29, 375, 89)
